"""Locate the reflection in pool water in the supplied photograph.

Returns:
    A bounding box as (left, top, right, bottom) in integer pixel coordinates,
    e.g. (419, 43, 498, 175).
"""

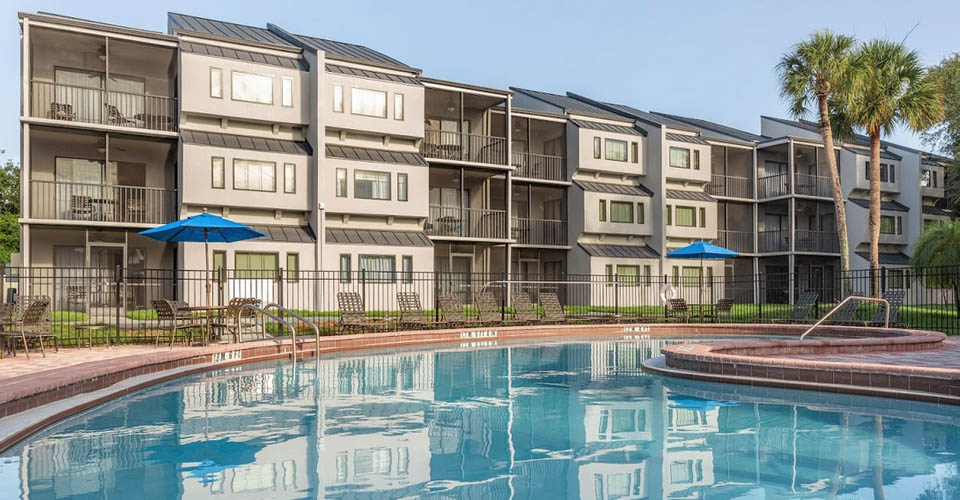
(2, 338, 960, 499)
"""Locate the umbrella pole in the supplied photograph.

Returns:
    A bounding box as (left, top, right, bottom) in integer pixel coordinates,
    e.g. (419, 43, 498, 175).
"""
(205, 231, 211, 307)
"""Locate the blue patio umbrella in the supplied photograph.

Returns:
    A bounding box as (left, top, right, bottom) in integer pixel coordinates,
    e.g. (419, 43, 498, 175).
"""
(667, 241, 739, 306)
(140, 211, 264, 303)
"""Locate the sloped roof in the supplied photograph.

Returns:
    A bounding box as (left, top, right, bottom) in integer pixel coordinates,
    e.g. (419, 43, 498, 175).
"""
(511, 88, 623, 118)
(575, 180, 653, 197)
(269, 25, 413, 71)
(922, 205, 949, 217)
(180, 41, 307, 70)
(168, 12, 294, 47)
(652, 111, 764, 142)
(665, 132, 710, 145)
(855, 251, 910, 265)
(665, 189, 715, 202)
(182, 130, 312, 155)
(326, 228, 433, 247)
(250, 225, 315, 242)
(844, 146, 903, 161)
(580, 244, 660, 259)
(325, 144, 428, 166)
(569, 119, 644, 136)
(848, 198, 910, 212)
(325, 63, 419, 86)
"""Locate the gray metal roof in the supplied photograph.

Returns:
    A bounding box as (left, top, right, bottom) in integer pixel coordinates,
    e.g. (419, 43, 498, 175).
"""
(665, 132, 710, 145)
(843, 146, 903, 161)
(922, 205, 949, 216)
(653, 112, 764, 143)
(510, 88, 623, 119)
(250, 225, 316, 243)
(580, 244, 660, 259)
(325, 63, 420, 86)
(326, 228, 433, 247)
(848, 198, 910, 212)
(855, 251, 910, 265)
(325, 144, 428, 167)
(268, 25, 413, 71)
(665, 189, 715, 202)
(180, 41, 308, 70)
(575, 180, 653, 197)
(181, 130, 312, 155)
(168, 12, 294, 47)
(569, 119, 644, 136)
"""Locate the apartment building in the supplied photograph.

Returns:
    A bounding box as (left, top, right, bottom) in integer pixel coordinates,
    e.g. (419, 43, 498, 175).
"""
(17, 11, 950, 300)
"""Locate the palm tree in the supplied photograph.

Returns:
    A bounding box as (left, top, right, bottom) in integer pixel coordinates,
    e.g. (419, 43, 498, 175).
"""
(847, 40, 944, 296)
(777, 31, 858, 276)
(909, 220, 960, 312)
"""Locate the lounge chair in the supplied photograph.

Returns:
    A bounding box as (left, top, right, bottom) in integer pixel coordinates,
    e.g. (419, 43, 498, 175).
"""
(869, 290, 905, 327)
(703, 298, 736, 323)
(153, 299, 203, 348)
(474, 291, 504, 325)
(104, 103, 136, 127)
(770, 291, 820, 323)
(337, 292, 391, 333)
(1, 297, 54, 358)
(397, 292, 437, 328)
(47, 102, 76, 121)
(828, 297, 863, 325)
(512, 291, 540, 323)
(665, 298, 693, 322)
(540, 292, 567, 324)
(438, 293, 477, 326)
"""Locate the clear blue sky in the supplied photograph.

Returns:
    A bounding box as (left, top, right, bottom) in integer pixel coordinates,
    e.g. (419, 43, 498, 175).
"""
(3, 0, 959, 164)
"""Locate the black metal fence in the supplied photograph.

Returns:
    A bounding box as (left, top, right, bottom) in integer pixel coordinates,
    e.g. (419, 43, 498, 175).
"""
(1, 264, 957, 346)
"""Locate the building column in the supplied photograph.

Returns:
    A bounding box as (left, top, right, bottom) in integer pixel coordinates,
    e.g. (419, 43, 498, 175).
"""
(504, 95, 513, 304)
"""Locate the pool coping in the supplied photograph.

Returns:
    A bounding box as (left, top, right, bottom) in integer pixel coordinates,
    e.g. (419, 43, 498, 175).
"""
(0, 321, 952, 453)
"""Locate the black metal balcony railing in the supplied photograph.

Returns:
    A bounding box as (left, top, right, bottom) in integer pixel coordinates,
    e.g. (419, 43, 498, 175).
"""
(31, 81, 177, 133)
(757, 174, 790, 199)
(512, 153, 566, 182)
(420, 130, 508, 166)
(714, 230, 754, 254)
(426, 205, 508, 240)
(758, 230, 789, 253)
(512, 218, 567, 246)
(30, 180, 177, 225)
(795, 230, 841, 253)
(794, 173, 833, 198)
(706, 174, 753, 199)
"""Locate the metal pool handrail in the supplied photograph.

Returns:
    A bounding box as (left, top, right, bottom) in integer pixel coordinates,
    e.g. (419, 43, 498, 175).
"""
(237, 303, 302, 361)
(263, 303, 320, 345)
(800, 295, 890, 340)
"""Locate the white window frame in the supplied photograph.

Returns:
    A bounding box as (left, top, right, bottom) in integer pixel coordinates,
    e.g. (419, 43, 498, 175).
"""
(394, 93, 404, 120)
(336, 168, 347, 197)
(283, 163, 296, 194)
(231, 71, 274, 105)
(210, 67, 223, 99)
(211, 156, 225, 189)
(333, 85, 344, 113)
(281, 76, 294, 107)
(351, 88, 387, 118)
(233, 159, 276, 192)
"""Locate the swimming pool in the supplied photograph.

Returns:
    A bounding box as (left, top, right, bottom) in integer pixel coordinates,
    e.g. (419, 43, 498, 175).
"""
(2, 337, 959, 499)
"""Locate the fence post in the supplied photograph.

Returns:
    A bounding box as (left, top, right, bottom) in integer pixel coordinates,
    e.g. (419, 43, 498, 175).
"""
(277, 266, 285, 310)
(434, 272, 440, 322)
(114, 264, 122, 346)
(880, 266, 886, 294)
(501, 272, 506, 322)
(360, 269, 366, 310)
(614, 273, 619, 318)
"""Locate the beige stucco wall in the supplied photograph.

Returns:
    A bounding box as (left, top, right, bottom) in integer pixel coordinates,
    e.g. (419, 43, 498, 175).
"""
(581, 191, 652, 236)
(321, 69, 424, 139)
(664, 197, 718, 240)
(577, 128, 645, 176)
(663, 138, 711, 183)
(322, 156, 429, 219)
(851, 153, 901, 194)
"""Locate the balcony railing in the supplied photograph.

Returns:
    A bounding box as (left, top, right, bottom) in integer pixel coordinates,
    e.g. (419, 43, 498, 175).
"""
(512, 152, 566, 182)
(420, 130, 508, 166)
(758, 230, 789, 253)
(714, 230, 754, 254)
(30, 180, 176, 225)
(512, 218, 567, 246)
(426, 205, 508, 240)
(706, 174, 753, 199)
(794, 173, 833, 198)
(757, 174, 790, 199)
(795, 230, 841, 253)
(30, 81, 177, 133)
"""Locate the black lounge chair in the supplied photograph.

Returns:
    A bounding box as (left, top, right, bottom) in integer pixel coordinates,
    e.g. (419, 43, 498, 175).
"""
(512, 291, 540, 324)
(703, 298, 736, 323)
(397, 292, 438, 328)
(438, 293, 477, 326)
(338, 292, 391, 333)
(665, 298, 693, 322)
(771, 291, 820, 323)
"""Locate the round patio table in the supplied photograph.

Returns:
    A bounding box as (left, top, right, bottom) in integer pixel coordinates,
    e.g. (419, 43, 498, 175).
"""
(181, 305, 227, 345)
(75, 324, 108, 349)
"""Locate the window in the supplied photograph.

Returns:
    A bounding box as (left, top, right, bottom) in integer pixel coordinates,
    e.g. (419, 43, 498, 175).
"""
(631, 141, 639, 163)
(235, 252, 278, 279)
(675, 206, 696, 227)
(351, 88, 387, 117)
(355, 170, 390, 200)
(670, 147, 691, 169)
(394, 93, 404, 120)
(281, 76, 294, 107)
(922, 169, 935, 187)
(284, 163, 296, 194)
(233, 159, 276, 192)
(336, 168, 347, 197)
(359, 255, 395, 282)
(693, 150, 700, 170)
(880, 215, 899, 235)
(888, 164, 896, 183)
(339, 254, 351, 283)
(643, 265, 652, 285)
(610, 201, 634, 223)
(617, 265, 639, 286)
(605, 139, 628, 162)
(682, 266, 701, 286)
(402, 255, 413, 283)
(666, 205, 672, 225)
(605, 264, 614, 284)
(212, 251, 226, 281)
(865, 161, 870, 179)
(672, 266, 680, 285)
(599, 200, 606, 222)
(699, 207, 706, 228)
(333, 85, 343, 112)
(934, 171, 939, 187)
(889, 269, 907, 289)
(637, 203, 645, 224)
(398, 173, 408, 201)
(593, 137, 601, 159)
(231, 71, 273, 104)
(897, 215, 903, 235)
(286, 253, 299, 282)
(211, 157, 224, 189)
(210, 68, 223, 98)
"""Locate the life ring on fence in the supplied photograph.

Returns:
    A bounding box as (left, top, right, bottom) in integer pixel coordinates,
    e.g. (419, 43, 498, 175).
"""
(659, 283, 677, 304)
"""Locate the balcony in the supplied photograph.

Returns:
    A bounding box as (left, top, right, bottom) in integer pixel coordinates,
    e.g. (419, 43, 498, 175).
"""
(30, 180, 176, 225)
(758, 230, 789, 253)
(30, 81, 177, 133)
(757, 174, 790, 199)
(795, 230, 840, 253)
(427, 205, 508, 240)
(512, 153, 566, 182)
(714, 230, 754, 254)
(707, 174, 753, 199)
(512, 218, 567, 246)
(794, 173, 832, 198)
(421, 130, 508, 166)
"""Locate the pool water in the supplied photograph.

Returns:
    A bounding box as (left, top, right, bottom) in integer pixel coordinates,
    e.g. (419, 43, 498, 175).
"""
(3, 337, 960, 499)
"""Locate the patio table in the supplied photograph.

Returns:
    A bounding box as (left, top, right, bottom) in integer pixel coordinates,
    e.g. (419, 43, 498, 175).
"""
(181, 305, 227, 345)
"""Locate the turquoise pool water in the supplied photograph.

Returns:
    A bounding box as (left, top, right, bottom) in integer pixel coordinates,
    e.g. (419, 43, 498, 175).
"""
(2, 337, 960, 499)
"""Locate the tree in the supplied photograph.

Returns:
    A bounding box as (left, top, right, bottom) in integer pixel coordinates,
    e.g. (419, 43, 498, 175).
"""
(0, 159, 19, 264)
(776, 30, 857, 277)
(847, 40, 943, 296)
(909, 220, 960, 313)
(923, 54, 960, 215)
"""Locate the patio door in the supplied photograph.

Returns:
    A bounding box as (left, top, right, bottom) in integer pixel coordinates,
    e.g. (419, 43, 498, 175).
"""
(55, 68, 103, 123)
(88, 244, 124, 307)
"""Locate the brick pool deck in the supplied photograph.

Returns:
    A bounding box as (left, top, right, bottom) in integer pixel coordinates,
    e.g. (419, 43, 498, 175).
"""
(0, 322, 957, 452)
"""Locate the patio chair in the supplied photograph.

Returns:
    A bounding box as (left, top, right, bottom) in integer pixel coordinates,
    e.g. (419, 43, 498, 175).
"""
(70, 195, 94, 220)
(539, 292, 567, 324)
(2, 297, 55, 359)
(665, 298, 693, 322)
(474, 291, 504, 325)
(438, 293, 477, 326)
(104, 103, 136, 127)
(153, 299, 202, 348)
(512, 291, 540, 324)
(703, 298, 736, 323)
(397, 292, 437, 329)
(770, 291, 819, 324)
(47, 102, 76, 121)
(868, 290, 905, 327)
(212, 297, 262, 343)
(828, 297, 863, 325)
(337, 292, 391, 333)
